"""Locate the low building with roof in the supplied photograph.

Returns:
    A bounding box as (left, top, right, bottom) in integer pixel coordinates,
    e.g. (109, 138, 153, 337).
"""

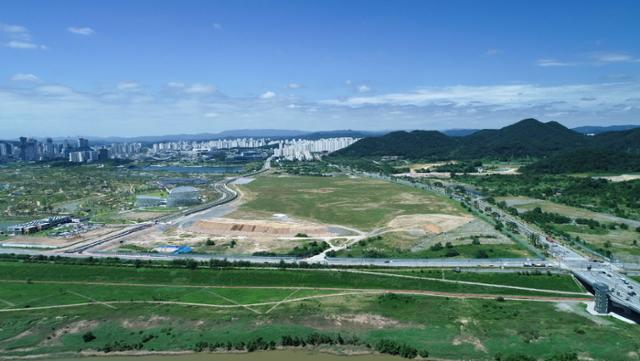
(167, 186, 201, 207)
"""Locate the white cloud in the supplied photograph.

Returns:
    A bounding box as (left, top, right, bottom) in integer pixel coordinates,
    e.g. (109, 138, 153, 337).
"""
(356, 85, 371, 93)
(536, 58, 574, 67)
(0, 23, 28, 36)
(117, 81, 142, 91)
(2, 80, 640, 138)
(11, 73, 39, 82)
(287, 83, 303, 89)
(345, 80, 352, 85)
(259, 91, 276, 99)
(5, 40, 46, 50)
(324, 82, 640, 111)
(67, 27, 95, 36)
(1, 22, 46, 50)
(591, 52, 636, 63)
(35, 85, 76, 96)
(184, 83, 216, 94)
(167, 82, 185, 88)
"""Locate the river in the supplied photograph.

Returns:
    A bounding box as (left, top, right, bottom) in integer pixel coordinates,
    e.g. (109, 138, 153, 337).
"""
(142, 166, 245, 174)
(51, 351, 402, 361)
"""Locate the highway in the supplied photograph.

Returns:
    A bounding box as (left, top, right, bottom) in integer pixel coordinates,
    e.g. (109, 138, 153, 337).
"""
(359, 171, 640, 320)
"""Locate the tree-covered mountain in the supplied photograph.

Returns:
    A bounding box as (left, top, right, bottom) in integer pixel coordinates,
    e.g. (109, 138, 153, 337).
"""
(331, 118, 640, 172)
(573, 125, 640, 134)
(333, 118, 591, 160)
(333, 130, 459, 159)
(455, 119, 588, 158)
(591, 128, 640, 153)
(521, 149, 640, 174)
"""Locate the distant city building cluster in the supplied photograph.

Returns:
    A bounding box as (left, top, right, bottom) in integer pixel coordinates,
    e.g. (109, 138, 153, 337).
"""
(0, 137, 144, 163)
(151, 138, 270, 153)
(0, 135, 359, 164)
(273, 137, 359, 161)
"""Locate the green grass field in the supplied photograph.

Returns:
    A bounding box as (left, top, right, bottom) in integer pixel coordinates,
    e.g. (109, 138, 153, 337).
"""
(334, 234, 531, 259)
(0, 262, 583, 297)
(497, 196, 640, 259)
(0, 261, 637, 361)
(234, 175, 467, 230)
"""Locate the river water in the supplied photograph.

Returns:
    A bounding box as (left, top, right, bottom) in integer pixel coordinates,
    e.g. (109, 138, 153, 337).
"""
(142, 166, 244, 174)
(52, 351, 401, 361)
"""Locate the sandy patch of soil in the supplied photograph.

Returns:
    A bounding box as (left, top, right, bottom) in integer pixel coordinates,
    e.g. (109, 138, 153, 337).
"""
(190, 217, 332, 237)
(387, 214, 473, 234)
(42, 320, 99, 345)
(597, 174, 640, 183)
(0, 329, 33, 345)
(452, 334, 487, 353)
(121, 315, 170, 329)
(298, 188, 338, 194)
(324, 314, 402, 329)
(555, 302, 611, 325)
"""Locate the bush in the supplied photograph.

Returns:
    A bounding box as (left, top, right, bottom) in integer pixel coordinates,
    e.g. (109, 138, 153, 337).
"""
(445, 248, 460, 257)
(82, 331, 96, 343)
(545, 352, 579, 361)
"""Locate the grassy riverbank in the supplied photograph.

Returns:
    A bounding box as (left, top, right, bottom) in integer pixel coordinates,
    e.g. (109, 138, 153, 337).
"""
(1, 261, 635, 360)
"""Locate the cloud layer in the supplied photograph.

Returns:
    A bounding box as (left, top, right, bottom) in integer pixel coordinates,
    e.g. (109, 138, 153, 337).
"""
(2, 79, 639, 138)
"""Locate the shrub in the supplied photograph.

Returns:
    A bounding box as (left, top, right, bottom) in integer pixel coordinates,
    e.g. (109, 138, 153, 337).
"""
(82, 332, 96, 343)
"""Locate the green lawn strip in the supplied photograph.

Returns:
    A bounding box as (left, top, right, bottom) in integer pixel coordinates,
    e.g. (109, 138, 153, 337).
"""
(1, 294, 637, 360)
(368, 269, 585, 293)
(335, 242, 529, 259)
(0, 262, 587, 298)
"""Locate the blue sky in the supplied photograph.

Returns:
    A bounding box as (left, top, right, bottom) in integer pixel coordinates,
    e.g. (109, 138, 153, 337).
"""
(1, 0, 640, 137)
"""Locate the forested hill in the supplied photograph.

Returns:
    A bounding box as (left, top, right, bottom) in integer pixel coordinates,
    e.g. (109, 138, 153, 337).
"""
(331, 118, 640, 161)
(334, 130, 458, 158)
(521, 149, 640, 174)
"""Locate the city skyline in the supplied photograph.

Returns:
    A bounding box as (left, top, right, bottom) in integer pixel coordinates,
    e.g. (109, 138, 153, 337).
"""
(2, 0, 640, 137)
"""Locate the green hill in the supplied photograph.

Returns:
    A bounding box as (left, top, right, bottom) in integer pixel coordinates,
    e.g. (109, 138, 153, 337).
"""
(334, 130, 459, 159)
(332, 118, 640, 173)
(521, 149, 640, 174)
(333, 118, 590, 160)
(457, 119, 588, 158)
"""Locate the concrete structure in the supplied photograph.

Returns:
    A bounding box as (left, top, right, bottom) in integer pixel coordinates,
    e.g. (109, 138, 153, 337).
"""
(135, 195, 165, 208)
(594, 282, 610, 313)
(167, 186, 200, 207)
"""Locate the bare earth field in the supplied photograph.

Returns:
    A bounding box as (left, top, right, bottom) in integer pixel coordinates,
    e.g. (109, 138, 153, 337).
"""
(99, 174, 531, 258)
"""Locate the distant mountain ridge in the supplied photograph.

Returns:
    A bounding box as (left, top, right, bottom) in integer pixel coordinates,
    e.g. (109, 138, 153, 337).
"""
(332, 118, 640, 160)
(39, 129, 387, 145)
(572, 125, 640, 134)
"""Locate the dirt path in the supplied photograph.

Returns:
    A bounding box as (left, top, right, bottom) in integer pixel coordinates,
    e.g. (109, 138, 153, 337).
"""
(0, 265, 588, 297)
(0, 280, 592, 314)
(337, 269, 589, 296)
